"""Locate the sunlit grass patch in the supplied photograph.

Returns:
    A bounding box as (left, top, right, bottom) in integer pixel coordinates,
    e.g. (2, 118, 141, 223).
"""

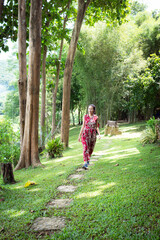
(0, 122, 160, 239)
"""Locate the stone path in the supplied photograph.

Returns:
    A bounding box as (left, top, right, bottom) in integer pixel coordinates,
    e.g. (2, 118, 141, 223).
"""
(31, 154, 100, 233)
(57, 185, 77, 192)
(47, 199, 73, 208)
(31, 217, 65, 231)
(76, 168, 86, 172)
(69, 174, 84, 179)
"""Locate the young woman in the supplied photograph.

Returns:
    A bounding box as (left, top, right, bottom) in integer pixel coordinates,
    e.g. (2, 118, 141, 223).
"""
(78, 104, 101, 169)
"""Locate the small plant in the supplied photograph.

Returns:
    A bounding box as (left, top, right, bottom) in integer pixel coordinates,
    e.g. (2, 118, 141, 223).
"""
(146, 116, 156, 131)
(45, 138, 64, 158)
(141, 127, 157, 144)
(141, 117, 160, 144)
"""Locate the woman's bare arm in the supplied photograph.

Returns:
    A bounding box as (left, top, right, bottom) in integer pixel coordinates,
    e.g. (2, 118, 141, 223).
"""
(96, 118, 101, 139)
(78, 116, 85, 142)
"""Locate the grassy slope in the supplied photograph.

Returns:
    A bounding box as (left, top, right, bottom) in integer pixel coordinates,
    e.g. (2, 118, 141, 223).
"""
(0, 123, 160, 240)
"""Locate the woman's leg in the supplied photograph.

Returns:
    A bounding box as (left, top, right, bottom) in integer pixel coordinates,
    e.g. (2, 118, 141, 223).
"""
(88, 137, 96, 158)
(82, 139, 89, 162)
(82, 137, 89, 169)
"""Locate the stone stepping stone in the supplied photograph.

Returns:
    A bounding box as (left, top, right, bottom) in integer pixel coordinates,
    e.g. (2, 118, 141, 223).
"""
(76, 168, 86, 172)
(57, 185, 77, 192)
(69, 174, 84, 180)
(47, 199, 73, 208)
(31, 217, 65, 231)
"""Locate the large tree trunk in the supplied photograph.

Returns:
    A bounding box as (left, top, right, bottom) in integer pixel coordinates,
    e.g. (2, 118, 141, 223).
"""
(15, 0, 42, 170)
(61, 0, 91, 147)
(18, 0, 27, 148)
(0, 0, 4, 19)
(40, 45, 47, 148)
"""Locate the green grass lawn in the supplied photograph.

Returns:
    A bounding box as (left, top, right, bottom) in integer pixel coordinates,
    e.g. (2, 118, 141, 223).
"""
(0, 122, 160, 239)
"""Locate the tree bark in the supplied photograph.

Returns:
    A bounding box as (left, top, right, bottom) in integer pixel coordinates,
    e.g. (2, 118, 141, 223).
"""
(18, 0, 27, 148)
(0, 0, 4, 19)
(51, 38, 64, 138)
(15, 0, 42, 170)
(61, 0, 91, 147)
(40, 45, 47, 148)
(1, 163, 16, 184)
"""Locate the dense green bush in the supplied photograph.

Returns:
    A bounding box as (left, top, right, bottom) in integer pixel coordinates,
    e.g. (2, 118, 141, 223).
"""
(141, 117, 160, 144)
(141, 127, 157, 144)
(0, 119, 20, 166)
(146, 116, 156, 131)
(45, 138, 64, 158)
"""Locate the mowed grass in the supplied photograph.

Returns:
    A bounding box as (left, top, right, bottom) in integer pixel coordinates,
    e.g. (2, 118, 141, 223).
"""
(0, 122, 160, 239)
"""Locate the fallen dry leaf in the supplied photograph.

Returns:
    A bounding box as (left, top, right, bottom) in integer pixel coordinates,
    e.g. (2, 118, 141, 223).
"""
(0, 227, 4, 232)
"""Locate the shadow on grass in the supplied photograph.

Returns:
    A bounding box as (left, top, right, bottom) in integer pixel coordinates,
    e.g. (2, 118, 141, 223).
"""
(62, 137, 160, 239)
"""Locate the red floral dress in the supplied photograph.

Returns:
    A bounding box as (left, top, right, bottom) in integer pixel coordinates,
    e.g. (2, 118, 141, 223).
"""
(81, 114, 98, 162)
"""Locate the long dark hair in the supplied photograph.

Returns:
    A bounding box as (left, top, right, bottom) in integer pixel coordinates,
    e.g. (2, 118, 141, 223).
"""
(89, 104, 96, 114)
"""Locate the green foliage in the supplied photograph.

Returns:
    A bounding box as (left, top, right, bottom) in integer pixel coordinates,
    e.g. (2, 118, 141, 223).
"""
(70, 69, 84, 111)
(0, 46, 19, 115)
(141, 126, 157, 144)
(146, 116, 156, 131)
(0, 0, 18, 51)
(0, 119, 20, 166)
(45, 138, 64, 158)
(141, 117, 160, 144)
(74, 20, 146, 124)
(87, 0, 130, 25)
(136, 12, 160, 58)
(130, 0, 147, 16)
(122, 53, 160, 121)
(4, 87, 19, 119)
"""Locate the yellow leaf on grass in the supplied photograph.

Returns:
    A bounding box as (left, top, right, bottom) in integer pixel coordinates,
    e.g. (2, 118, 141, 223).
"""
(24, 180, 36, 188)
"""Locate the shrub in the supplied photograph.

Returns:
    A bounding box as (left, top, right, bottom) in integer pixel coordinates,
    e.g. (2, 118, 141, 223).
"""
(45, 138, 64, 158)
(141, 117, 160, 144)
(146, 116, 156, 131)
(0, 119, 20, 166)
(141, 127, 157, 144)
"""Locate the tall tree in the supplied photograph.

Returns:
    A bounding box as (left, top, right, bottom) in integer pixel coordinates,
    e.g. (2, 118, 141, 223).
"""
(18, 0, 27, 148)
(40, 44, 47, 148)
(15, 0, 42, 170)
(40, 0, 73, 146)
(61, 0, 129, 147)
(40, 1, 52, 149)
(61, 0, 91, 147)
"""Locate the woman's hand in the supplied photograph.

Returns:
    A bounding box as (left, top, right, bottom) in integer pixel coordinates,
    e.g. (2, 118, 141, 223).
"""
(78, 136, 81, 142)
(98, 135, 101, 140)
